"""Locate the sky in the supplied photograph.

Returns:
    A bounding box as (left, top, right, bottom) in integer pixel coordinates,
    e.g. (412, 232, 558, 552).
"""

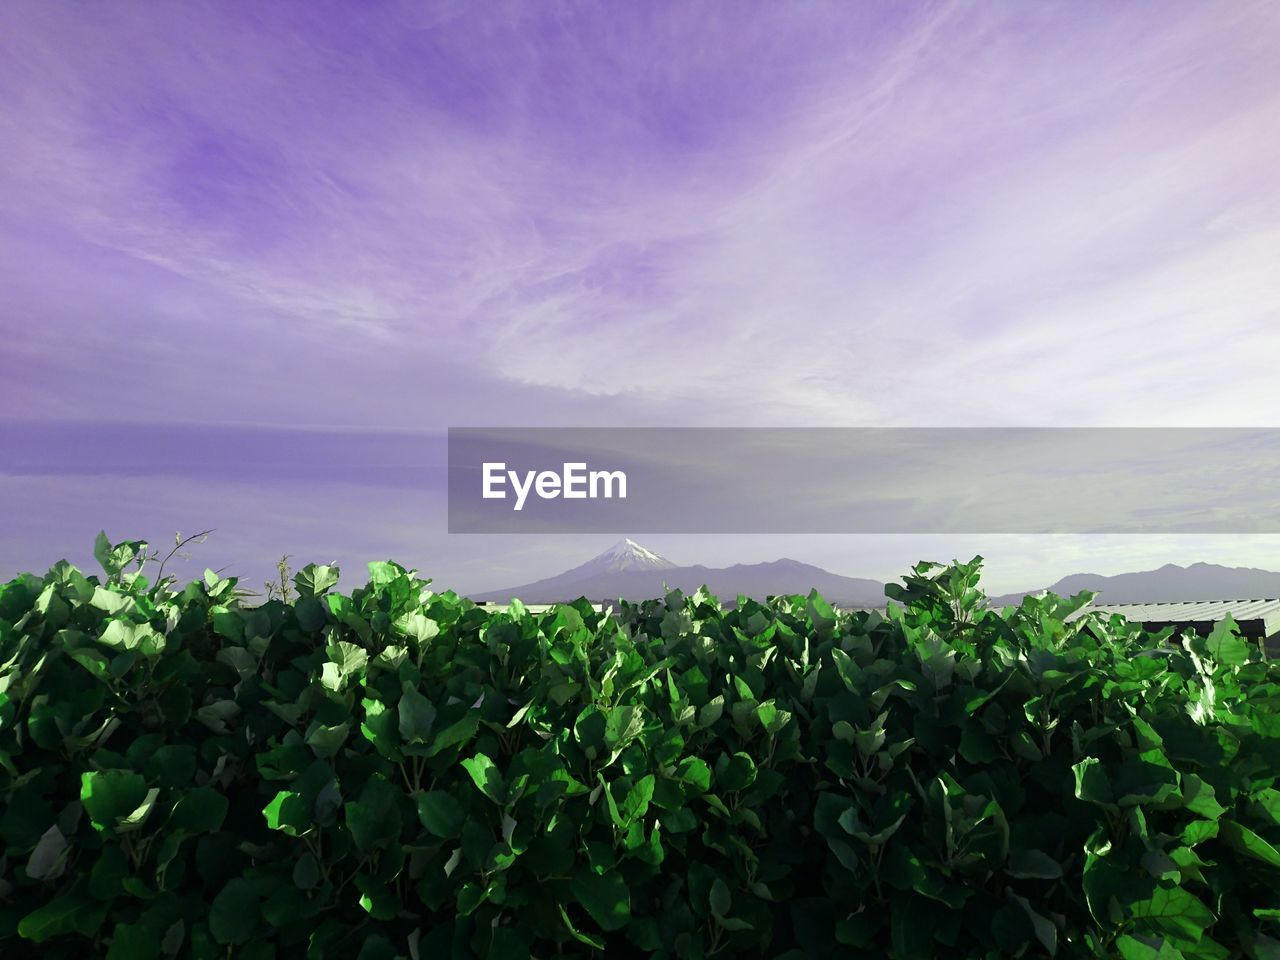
(2, 0, 1280, 595)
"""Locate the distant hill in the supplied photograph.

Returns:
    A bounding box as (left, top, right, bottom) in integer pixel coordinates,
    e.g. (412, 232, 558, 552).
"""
(474, 546, 1280, 610)
(472, 539, 887, 607)
(990, 562, 1280, 606)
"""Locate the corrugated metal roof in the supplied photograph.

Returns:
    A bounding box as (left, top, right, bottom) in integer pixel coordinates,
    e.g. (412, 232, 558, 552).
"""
(1067, 598, 1280, 638)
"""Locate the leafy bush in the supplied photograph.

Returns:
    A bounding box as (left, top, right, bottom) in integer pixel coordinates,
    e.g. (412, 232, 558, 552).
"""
(2, 535, 1279, 958)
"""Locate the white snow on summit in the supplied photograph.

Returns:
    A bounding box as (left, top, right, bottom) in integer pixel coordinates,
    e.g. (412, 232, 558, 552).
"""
(589, 538, 677, 573)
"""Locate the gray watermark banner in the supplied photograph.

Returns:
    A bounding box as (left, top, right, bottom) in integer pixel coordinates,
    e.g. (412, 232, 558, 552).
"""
(447, 427, 1280, 533)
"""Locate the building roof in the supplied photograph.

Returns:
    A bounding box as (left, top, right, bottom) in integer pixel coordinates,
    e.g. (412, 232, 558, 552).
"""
(1067, 598, 1280, 639)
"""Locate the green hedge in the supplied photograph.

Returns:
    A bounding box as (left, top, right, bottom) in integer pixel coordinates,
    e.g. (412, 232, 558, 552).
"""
(2, 535, 1279, 958)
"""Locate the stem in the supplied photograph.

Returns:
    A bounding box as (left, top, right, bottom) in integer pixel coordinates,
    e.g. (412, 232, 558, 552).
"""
(156, 529, 216, 590)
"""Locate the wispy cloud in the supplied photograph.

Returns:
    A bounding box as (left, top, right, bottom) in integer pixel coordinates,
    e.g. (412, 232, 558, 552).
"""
(6, 1, 1274, 428)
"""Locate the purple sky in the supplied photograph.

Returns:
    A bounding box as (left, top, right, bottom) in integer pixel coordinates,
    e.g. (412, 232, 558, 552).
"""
(3, 1, 1280, 593)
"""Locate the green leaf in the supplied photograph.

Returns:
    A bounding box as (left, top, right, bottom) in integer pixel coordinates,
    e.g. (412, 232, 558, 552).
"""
(1183, 775, 1226, 820)
(396, 612, 439, 644)
(959, 724, 998, 764)
(294, 563, 340, 598)
(1006, 848, 1062, 880)
(710, 877, 732, 917)
(558, 903, 606, 950)
(698, 695, 725, 729)
(425, 710, 480, 758)
(623, 774, 656, 824)
(676, 757, 712, 793)
(25, 824, 69, 881)
(293, 853, 321, 891)
(263, 791, 311, 836)
(360, 697, 401, 759)
(806, 590, 837, 635)
(80, 770, 148, 830)
(106, 920, 161, 960)
(99, 619, 162, 654)
(18, 884, 107, 942)
(397, 685, 436, 743)
(891, 894, 939, 957)
(461, 753, 505, 804)
(416, 790, 465, 838)
(488, 927, 530, 960)
(68, 648, 111, 681)
(116, 787, 160, 833)
(326, 641, 368, 684)
(94, 530, 115, 575)
(1254, 788, 1280, 827)
(570, 868, 630, 932)
(1221, 819, 1280, 868)
(306, 721, 351, 759)
(716, 752, 757, 793)
(194, 700, 240, 734)
(1183, 820, 1219, 846)
(345, 775, 402, 852)
(1204, 615, 1249, 667)
(294, 595, 328, 632)
(216, 646, 256, 680)
(209, 878, 259, 945)
(1141, 848, 1181, 881)
(1125, 885, 1215, 944)
(1116, 934, 1186, 959)
(355, 875, 401, 920)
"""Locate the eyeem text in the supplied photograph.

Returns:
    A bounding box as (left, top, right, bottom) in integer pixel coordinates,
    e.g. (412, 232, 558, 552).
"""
(482, 462, 627, 511)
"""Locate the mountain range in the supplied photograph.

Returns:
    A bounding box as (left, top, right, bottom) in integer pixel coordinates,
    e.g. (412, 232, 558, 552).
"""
(471, 539, 885, 606)
(987, 562, 1280, 606)
(473, 540, 1280, 607)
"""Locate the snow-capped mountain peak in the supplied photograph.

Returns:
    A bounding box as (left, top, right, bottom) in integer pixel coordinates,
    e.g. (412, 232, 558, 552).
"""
(590, 538, 676, 572)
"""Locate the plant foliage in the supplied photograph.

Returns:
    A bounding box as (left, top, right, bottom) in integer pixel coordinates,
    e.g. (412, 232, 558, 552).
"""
(1, 536, 1279, 958)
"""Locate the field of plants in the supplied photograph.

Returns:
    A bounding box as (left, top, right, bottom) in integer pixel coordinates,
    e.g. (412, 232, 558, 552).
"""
(2, 535, 1280, 958)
